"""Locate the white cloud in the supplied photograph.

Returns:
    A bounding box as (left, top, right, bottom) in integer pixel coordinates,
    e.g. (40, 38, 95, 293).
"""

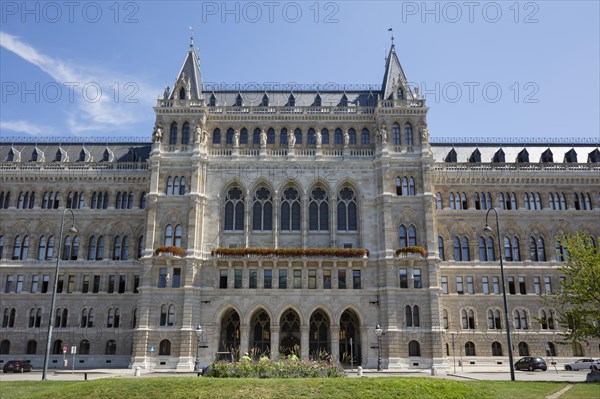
(0, 120, 54, 135)
(0, 31, 159, 135)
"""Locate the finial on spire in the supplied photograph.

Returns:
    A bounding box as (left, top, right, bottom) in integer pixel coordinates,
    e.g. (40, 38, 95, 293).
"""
(188, 26, 194, 49)
(388, 27, 394, 47)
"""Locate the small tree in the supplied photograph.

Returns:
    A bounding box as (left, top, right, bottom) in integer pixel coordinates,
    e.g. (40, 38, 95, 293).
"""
(542, 232, 600, 342)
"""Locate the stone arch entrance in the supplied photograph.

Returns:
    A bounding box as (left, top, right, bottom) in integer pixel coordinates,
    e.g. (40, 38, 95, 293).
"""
(309, 310, 330, 360)
(249, 309, 271, 357)
(339, 309, 361, 365)
(219, 309, 240, 358)
(279, 309, 300, 357)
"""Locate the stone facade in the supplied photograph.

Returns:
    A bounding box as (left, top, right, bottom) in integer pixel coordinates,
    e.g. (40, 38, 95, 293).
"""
(1, 43, 599, 371)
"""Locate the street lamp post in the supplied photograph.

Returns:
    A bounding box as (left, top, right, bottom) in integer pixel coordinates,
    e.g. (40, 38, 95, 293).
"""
(374, 324, 383, 371)
(42, 208, 77, 381)
(195, 325, 202, 375)
(485, 207, 515, 381)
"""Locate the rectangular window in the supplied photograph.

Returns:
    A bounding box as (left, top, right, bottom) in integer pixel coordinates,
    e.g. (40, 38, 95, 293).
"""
(57, 275, 64, 293)
(466, 276, 474, 294)
(508, 276, 515, 294)
(133, 275, 140, 293)
(308, 270, 316, 289)
(441, 276, 448, 294)
(533, 277, 541, 294)
(293, 269, 302, 289)
(118, 275, 127, 293)
(264, 269, 272, 289)
(82, 275, 90, 293)
(413, 269, 422, 289)
(42, 275, 50, 293)
(456, 276, 463, 294)
(92, 275, 101, 293)
(279, 269, 287, 289)
(158, 268, 167, 288)
(31, 275, 39, 293)
(5, 275, 14, 293)
(219, 270, 228, 289)
(323, 269, 331, 289)
(482, 277, 489, 295)
(108, 275, 115, 293)
(338, 269, 346, 289)
(249, 269, 257, 289)
(172, 268, 181, 288)
(16, 275, 24, 293)
(234, 269, 243, 289)
(67, 274, 75, 293)
(544, 277, 552, 293)
(353, 270, 361, 289)
(518, 277, 526, 294)
(399, 269, 408, 289)
(493, 276, 500, 294)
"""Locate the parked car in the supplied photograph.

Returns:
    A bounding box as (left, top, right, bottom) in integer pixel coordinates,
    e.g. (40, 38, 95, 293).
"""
(514, 356, 547, 371)
(564, 358, 600, 371)
(2, 360, 33, 373)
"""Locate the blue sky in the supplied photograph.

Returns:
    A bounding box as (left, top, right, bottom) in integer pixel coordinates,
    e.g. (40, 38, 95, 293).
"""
(1, 1, 598, 141)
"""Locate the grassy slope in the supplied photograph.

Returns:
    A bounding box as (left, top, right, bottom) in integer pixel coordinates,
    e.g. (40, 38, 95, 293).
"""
(0, 378, 594, 399)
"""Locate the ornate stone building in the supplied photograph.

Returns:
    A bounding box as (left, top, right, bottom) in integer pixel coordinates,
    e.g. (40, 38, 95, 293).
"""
(1, 41, 599, 371)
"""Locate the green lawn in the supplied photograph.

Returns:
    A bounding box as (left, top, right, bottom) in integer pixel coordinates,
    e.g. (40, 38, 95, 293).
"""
(2, 378, 595, 399)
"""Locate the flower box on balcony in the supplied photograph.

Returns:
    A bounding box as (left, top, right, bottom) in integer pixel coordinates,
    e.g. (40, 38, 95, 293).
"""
(395, 246, 427, 258)
(154, 246, 185, 258)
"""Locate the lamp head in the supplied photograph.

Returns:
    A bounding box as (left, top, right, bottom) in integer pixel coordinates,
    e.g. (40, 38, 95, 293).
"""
(69, 225, 78, 234)
(196, 325, 203, 333)
(375, 324, 383, 337)
(484, 224, 492, 233)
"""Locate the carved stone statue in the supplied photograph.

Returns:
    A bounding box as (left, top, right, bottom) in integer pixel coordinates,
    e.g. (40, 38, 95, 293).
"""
(260, 130, 267, 147)
(163, 86, 170, 99)
(379, 124, 388, 144)
(288, 129, 296, 148)
(152, 121, 163, 143)
(420, 120, 430, 142)
(343, 130, 349, 147)
(186, 77, 192, 100)
(316, 130, 322, 147)
(233, 130, 240, 148)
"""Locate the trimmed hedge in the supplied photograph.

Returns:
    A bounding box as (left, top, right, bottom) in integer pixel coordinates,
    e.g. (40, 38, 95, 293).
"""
(204, 358, 346, 378)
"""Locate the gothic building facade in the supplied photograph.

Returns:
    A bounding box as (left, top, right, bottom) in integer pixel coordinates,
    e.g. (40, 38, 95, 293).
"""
(1, 41, 599, 371)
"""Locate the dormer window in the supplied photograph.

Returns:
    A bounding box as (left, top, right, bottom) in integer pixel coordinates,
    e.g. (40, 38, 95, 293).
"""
(398, 88, 403, 100)
(589, 149, 600, 163)
(517, 149, 529, 163)
(209, 93, 216, 106)
(7, 149, 14, 162)
(468, 149, 481, 163)
(261, 94, 269, 107)
(492, 149, 505, 163)
(564, 149, 577, 163)
(367, 93, 375, 106)
(314, 94, 321, 107)
(55, 149, 62, 162)
(541, 149, 553, 163)
(31, 149, 38, 162)
(79, 149, 86, 162)
(445, 149, 457, 163)
(235, 93, 243, 107)
(102, 149, 110, 162)
(179, 87, 186, 100)
(340, 94, 348, 107)
(287, 93, 295, 107)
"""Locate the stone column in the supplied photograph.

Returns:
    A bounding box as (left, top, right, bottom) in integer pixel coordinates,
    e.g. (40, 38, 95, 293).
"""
(273, 190, 280, 248)
(271, 325, 280, 360)
(300, 326, 310, 360)
(330, 325, 340, 361)
(240, 325, 249, 356)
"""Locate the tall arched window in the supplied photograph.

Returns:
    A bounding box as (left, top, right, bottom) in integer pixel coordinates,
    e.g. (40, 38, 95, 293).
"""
(294, 128, 302, 144)
(267, 128, 275, 144)
(79, 340, 90, 355)
(279, 128, 287, 145)
(518, 342, 529, 356)
(404, 123, 413, 145)
(240, 128, 248, 144)
(105, 340, 117, 355)
(461, 237, 470, 261)
(224, 187, 245, 231)
(392, 123, 400, 145)
(408, 340, 420, 356)
(492, 342, 503, 356)
(438, 236, 445, 260)
(159, 339, 171, 356)
(348, 128, 356, 144)
(337, 187, 357, 231)
(436, 193, 443, 209)
(465, 341, 476, 356)
(361, 128, 370, 145)
(281, 187, 301, 231)
(169, 122, 177, 145)
(226, 128, 235, 145)
(181, 122, 190, 144)
(309, 187, 329, 231)
(334, 128, 343, 145)
(213, 128, 221, 144)
(321, 128, 329, 144)
(252, 187, 273, 231)
(164, 225, 173, 246)
(307, 128, 315, 145)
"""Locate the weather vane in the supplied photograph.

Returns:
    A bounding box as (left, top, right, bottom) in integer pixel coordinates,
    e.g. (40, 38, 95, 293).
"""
(388, 28, 394, 46)
(189, 26, 194, 47)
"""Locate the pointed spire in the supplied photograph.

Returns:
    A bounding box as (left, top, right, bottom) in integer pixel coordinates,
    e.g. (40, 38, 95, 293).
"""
(381, 35, 413, 101)
(170, 34, 204, 101)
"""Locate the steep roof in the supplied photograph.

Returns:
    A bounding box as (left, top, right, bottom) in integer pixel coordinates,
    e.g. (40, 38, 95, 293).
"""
(170, 42, 204, 100)
(381, 44, 413, 101)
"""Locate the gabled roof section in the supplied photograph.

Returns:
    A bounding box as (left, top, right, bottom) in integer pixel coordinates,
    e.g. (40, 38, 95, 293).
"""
(381, 44, 413, 101)
(170, 40, 204, 101)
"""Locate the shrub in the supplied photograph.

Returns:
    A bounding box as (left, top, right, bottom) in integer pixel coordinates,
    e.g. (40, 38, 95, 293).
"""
(395, 246, 427, 257)
(154, 245, 185, 257)
(204, 358, 345, 378)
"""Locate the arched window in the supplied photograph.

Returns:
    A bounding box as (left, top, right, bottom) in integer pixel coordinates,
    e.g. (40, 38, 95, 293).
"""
(518, 342, 529, 356)
(442, 309, 449, 329)
(334, 128, 343, 145)
(159, 339, 171, 356)
(87, 236, 97, 260)
(160, 305, 168, 326)
(179, 177, 186, 195)
(491, 342, 503, 356)
(487, 309, 501, 329)
(399, 225, 408, 248)
(182, 122, 190, 145)
(361, 128, 370, 145)
(173, 177, 180, 196)
(164, 225, 173, 246)
(438, 236, 445, 260)
(462, 309, 475, 329)
(546, 342, 557, 357)
(79, 340, 90, 355)
(55, 308, 68, 328)
(169, 122, 177, 145)
(252, 187, 273, 231)
(404, 123, 413, 145)
(465, 341, 476, 356)
(113, 236, 122, 260)
(166, 177, 173, 195)
(572, 342, 583, 357)
(409, 177, 415, 195)
(80, 308, 94, 328)
(436, 193, 443, 209)
(392, 123, 400, 145)
(13, 235, 29, 260)
(395, 177, 402, 196)
(105, 340, 117, 355)
(294, 128, 302, 144)
(226, 128, 234, 145)
(402, 177, 409, 196)
(307, 128, 315, 145)
(179, 87, 185, 100)
(337, 187, 357, 231)
(0, 340, 10, 355)
(213, 128, 221, 144)
(167, 305, 175, 326)
(408, 340, 420, 356)
(321, 128, 329, 145)
(348, 128, 357, 145)
(281, 187, 301, 231)
(309, 187, 329, 231)
(449, 193, 455, 210)
(26, 339, 37, 355)
(267, 128, 275, 144)
(107, 308, 120, 328)
(453, 237, 461, 261)
(405, 305, 413, 327)
(279, 128, 287, 145)
(2, 308, 16, 328)
(140, 192, 146, 209)
(240, 128, 248, 144)
(529, 236, 546, 261)
(38, 236, 47, 260)
(461, 236, 470, 261)
(224, 187, 245, 231)
(174, 226, 182, 247)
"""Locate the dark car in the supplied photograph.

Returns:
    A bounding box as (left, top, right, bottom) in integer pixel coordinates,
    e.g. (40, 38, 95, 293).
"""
(514, 356, 547, 371)
(3, 360, 33, 373)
